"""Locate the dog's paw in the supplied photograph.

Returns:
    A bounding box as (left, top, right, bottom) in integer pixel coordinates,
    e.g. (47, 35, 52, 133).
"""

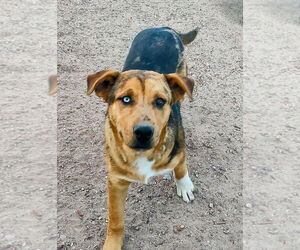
(175, 173, 195, 203)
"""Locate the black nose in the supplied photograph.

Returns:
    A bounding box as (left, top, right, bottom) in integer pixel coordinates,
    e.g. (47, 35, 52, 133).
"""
(134, 125, 154, 142)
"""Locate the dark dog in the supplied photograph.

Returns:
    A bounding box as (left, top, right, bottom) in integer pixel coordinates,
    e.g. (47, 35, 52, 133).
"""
(87, 27, 198, 250)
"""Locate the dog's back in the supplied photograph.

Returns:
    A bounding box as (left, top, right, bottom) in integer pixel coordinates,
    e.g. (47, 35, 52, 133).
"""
(123, 27, 197, 74)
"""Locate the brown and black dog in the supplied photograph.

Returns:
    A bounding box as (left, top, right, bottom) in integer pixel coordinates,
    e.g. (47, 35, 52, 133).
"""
(87, 27, 198, 250)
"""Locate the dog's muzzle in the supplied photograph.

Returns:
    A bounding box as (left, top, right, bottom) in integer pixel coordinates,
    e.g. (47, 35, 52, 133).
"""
(131, 125, 154, 150)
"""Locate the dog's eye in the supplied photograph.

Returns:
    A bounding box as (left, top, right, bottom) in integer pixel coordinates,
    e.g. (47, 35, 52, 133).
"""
(154, 98, 166, 108)
(121, 96, 132, 104)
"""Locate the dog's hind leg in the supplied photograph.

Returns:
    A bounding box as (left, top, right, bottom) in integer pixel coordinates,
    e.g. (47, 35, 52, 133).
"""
(176, 58, 188, 77)
(103, 175, 130, 250)
(173, 156, 195, 203)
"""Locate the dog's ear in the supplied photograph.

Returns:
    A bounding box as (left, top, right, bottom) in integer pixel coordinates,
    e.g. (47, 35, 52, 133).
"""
(87, 70, 120, 102)
(165, 73, 194, 103)
(48, 75, 57, 95)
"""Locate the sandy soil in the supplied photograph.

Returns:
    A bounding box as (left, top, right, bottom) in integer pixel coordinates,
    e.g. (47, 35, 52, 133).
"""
(0, 1, 57, 249)
(243, 1, 300, 249)
(57, 1, 242, 249)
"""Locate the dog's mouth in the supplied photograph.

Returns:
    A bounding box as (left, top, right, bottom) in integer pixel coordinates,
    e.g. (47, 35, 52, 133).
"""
(129, 140, 153, 151)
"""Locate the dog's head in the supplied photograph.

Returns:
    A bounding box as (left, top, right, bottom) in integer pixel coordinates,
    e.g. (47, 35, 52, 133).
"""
(87, 70, 194, 151)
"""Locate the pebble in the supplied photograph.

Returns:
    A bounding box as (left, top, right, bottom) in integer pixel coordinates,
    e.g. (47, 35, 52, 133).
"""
(75, 210, 84, 217)
(60, 234, 66, 240)
(209, 203, 214, 208)
(245, 203, 252, 208)
(268, 228, 278, 235)
(173, 225, 185, 233)
(4, 234, 15, 241)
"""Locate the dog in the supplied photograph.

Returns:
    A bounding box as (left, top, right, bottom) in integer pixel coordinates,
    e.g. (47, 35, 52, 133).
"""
(87, 27, 198, 250)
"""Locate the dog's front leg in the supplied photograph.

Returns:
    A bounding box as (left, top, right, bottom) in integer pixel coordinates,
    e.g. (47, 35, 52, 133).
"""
(103, 175, 130, 250)
(174, 156, 195, 203)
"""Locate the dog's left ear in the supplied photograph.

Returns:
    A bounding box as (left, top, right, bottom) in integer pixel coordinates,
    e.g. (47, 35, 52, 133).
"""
(87, 70, 120, 102)
(165, 73, 194, 103)
(48, 75, 57, 95)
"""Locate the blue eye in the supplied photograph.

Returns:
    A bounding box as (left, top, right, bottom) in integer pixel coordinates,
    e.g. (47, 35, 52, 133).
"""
(121, 96, 132, 104)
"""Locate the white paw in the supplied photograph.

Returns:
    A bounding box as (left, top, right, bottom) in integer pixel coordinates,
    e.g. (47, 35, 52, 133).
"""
(175, 173, 195, 203)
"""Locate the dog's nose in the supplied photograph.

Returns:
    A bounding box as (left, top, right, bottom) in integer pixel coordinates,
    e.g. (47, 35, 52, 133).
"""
(134, 125, 154, 142)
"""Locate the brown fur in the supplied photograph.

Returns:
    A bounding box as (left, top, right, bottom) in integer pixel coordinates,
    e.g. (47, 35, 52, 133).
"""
(48, 75, 57, 95)
(87, 70, 194, 250)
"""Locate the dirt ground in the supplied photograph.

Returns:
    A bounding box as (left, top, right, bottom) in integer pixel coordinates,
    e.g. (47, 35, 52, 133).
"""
(1, 0, 299, 250)
(0, 1, 57, 249)
(243, 1, 300, 249)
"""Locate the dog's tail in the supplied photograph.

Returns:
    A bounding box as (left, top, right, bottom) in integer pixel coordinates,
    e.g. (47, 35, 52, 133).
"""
(178, 27, 199, 45)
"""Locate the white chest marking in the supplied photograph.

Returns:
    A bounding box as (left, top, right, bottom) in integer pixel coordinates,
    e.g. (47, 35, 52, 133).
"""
(135, 157, 171, 184)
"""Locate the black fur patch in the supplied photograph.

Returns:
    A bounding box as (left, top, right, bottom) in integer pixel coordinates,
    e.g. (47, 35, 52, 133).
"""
(123, 27, 184, 74)
(167, 102, 183, 161)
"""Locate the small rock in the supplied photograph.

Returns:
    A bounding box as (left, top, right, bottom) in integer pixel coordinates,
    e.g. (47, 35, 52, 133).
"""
(4, 234, 15, 240)
(60, 235, 66, 241)
(32, 210, 42, 217)
(173, 225, 185, 233)
(209, 203, 214, 208)
(245, 203, 252, 208)
(75, 210, 84, 217)
(268, 228, 278, 235)
(157, 239, 164, 245)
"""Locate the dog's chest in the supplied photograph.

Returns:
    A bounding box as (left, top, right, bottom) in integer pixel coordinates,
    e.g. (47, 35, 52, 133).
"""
(134, 157, 171, 184)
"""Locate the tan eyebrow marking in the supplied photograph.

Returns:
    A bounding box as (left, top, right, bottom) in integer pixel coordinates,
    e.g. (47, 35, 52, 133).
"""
(115, 88, 135, 99)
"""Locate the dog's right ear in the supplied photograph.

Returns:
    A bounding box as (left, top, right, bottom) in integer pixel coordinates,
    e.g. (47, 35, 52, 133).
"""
(87, 70, 120, 102)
